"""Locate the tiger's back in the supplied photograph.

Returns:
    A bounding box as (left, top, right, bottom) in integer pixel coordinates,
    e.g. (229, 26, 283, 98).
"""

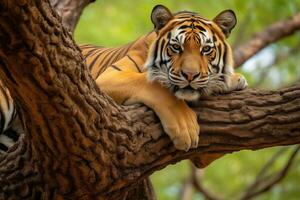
(80, 32, 155, 79)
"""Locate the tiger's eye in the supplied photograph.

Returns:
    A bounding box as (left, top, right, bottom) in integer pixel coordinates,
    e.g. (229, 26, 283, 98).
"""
(202, 46, 212, 53)
(171, 44, 181, 51)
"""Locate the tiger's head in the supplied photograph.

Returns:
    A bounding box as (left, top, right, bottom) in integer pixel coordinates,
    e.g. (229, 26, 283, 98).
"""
(145, 5, 237, 101)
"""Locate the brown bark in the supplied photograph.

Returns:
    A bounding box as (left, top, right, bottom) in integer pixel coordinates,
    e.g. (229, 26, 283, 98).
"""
(233, 12, 300, 67)
(124, 178, 156, 200)
(48, 0, 156, 198)
(0, 0, 300, 199)
(49, 0, 95, 33)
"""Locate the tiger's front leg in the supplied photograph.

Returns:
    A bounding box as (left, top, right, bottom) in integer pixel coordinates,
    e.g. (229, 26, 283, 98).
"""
(96, 70, 200, 151)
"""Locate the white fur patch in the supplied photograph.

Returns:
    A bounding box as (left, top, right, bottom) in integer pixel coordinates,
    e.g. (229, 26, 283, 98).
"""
(175, 90, 200, 101)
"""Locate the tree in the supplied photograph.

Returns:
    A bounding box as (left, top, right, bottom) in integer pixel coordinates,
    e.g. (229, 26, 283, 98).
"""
(0, 0, 300, 199)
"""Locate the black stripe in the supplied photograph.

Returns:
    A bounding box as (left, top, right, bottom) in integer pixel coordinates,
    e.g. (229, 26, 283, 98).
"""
(178, 30, 186, 35)
(110, 65, 121, 71)
(213, 35, 217, 42)
(83, 48, 103, 60)
(178, 25, 190, 30)
(206, 39, 212, 43)
(113, 46, 126, 61)
(89, 48, 115, 72)
(83, 48, 99, 59)
(160, 59, 171, 65)
(166, 48, 172, 57)
(4, 129, 19, 141)
(0, 109, 5, 133)
(199, 31, 206, 36)
(152, 42, 159, 63)
(106, 47, 124, 66)
(88, 51, 105, 71)
(95, 48, 117, 68)
(160, 39, 166, 63)
(0, 143, 8, 151)
(94, 47, 123, 79)
(222, 44, 228, 74)
(195, 35, 201, 44)
(195, 26, 206, 32)
(167, 32, 172, 39)
(127, 55, 141, 72)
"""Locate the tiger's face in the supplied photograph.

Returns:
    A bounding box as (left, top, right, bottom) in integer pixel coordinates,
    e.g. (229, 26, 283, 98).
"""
(145, 5, 237, 101)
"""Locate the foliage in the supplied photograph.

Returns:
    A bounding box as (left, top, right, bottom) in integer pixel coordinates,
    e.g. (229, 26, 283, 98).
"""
(75, 1, 300, 199)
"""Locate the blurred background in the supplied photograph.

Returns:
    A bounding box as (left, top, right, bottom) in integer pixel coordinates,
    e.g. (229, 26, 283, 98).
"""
(75, 1, 300, 199)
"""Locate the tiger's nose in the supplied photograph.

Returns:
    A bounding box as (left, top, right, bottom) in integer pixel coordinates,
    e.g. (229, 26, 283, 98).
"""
(181, 70, 199, 81)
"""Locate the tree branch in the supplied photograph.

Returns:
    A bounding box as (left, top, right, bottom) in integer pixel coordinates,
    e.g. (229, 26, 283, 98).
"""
(180, 177, 194, 200)
(240, 146, 300, 200)
(191, 165, 222, 200)
(1, 0, 300, 199)
(49, 0, 95, 33)
(253, 45, 300, 87)
(233, 12, 300, 67)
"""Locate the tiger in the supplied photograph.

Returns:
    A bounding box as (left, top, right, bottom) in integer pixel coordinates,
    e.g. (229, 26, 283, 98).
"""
(0, 80, 22, 153)
(81, 5, 248, 152)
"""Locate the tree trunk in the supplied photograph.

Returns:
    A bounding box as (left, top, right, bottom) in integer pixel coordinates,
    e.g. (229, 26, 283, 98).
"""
(48, 0, 156, 199)
(0, 0, 300, 199)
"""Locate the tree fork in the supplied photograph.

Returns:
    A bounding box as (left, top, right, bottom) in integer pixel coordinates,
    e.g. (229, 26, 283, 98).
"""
(0, 0, 300, 199)
(49, 0, 96, 33)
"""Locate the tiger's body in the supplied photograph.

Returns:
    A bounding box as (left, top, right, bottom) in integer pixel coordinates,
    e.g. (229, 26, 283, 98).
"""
(82, 5, 247, 151)
(0, 5, 247, 154)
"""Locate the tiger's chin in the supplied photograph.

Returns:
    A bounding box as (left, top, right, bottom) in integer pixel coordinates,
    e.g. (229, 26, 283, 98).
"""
(174, 87, 201, 101)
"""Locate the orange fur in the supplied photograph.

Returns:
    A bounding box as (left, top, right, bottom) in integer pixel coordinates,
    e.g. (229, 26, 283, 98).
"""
(80, 6, 247, 151)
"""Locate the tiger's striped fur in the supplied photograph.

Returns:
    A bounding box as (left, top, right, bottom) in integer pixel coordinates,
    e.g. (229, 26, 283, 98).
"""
(80, 5, 247, 151)
(81, 34, 151, 80)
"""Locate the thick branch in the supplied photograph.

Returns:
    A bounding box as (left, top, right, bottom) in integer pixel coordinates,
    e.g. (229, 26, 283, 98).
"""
(49, 0, 95, 33)
(1, 0, 300, 199)
(114, 83, 300, 194)
(233, 12, 300, 67)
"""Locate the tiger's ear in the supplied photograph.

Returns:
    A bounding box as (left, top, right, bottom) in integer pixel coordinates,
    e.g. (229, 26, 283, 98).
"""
(151, 5, 173, 31)
(213, 10, 237, 38)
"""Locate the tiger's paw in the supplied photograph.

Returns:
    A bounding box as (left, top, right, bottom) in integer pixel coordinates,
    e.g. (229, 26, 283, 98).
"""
(157, 100, 200, 151)
(230, 73, 248, 91)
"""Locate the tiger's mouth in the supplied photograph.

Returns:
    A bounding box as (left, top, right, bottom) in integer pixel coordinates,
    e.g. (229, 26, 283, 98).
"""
(173, 85, 202, 101)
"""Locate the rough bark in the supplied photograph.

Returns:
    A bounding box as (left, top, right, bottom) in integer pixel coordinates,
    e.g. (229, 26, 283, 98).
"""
(48, 0, 156, 198)
(49, 0, 95, 33)
(0, 0, 300, 199)
(233, 12, 300, 67)
(124, 178, 156, 200)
